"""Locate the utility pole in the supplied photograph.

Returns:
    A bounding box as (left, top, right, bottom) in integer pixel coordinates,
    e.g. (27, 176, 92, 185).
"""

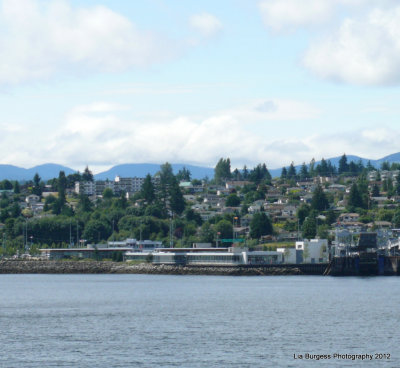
(69, 221, 72, 248)
(297, 218, 300, 240)
(2, 233, 6, 256)
(76, 221, 79, 248)
(169, 214, 174, 248)
(112, 219, 115, 243)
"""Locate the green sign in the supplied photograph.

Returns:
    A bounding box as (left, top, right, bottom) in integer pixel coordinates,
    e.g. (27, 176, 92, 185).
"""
(221, 238, 245, 243)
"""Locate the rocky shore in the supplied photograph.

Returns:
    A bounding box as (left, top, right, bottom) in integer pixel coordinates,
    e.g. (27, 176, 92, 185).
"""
(0, 260, 304, 276)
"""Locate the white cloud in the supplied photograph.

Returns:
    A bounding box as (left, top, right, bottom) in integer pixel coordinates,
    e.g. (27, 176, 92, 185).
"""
(258, 0, 394, 32)
(1, 100, 398, 171)
(259, 0, 334, 32)
(303, 7, 400, 85)
(0, 0, 175, 85)
(189, 13, 222, 37)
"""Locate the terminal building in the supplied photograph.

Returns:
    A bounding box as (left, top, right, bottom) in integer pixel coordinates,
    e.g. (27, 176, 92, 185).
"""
(40, 239, 164, 260)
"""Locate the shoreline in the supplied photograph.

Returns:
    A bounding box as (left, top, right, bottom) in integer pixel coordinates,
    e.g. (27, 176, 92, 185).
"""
(0, 260, 305, 276)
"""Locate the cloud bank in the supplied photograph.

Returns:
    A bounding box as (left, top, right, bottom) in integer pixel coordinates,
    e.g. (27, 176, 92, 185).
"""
(259, 0, 400, 85)
(1, 100, 398, 171)
(0, 0, 174, 85)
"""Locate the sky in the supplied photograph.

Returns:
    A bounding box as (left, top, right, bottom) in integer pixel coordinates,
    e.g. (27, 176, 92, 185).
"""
(1, 0, 400, 173)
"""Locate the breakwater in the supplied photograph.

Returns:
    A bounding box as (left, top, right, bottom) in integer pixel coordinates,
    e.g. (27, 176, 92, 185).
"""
(0, 260, 306, 276)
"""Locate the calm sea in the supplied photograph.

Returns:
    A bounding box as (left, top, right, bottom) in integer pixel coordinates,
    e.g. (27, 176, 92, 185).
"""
(0, 275, 398, 367)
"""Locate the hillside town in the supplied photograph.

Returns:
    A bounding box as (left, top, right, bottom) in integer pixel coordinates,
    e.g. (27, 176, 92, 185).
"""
(1, 155, 400, 265)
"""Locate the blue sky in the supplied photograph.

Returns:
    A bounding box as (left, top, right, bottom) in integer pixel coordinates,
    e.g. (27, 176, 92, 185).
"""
(1, 0, 400, 173)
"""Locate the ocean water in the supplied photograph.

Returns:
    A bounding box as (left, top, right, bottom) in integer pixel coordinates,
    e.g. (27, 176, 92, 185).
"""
(0, 274, 398, 367)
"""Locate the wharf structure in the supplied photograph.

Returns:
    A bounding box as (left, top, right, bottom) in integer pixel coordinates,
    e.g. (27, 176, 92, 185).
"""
(326, 232, 400, 276)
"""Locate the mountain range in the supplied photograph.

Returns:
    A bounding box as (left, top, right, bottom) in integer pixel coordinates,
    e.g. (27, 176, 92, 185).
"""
(1, 152, 400, 181)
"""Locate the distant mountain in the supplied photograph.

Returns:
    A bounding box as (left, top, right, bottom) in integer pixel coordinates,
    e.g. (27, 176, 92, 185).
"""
(269, 154, 386, 178)
(374, 152, 400, 166)
(94, 163, 214, 180)
(1, 152, 400, 181)
(0, 163, 76, 181)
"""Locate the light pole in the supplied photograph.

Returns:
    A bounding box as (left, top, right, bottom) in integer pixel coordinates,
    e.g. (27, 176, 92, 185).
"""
(232, 216, 238, 242)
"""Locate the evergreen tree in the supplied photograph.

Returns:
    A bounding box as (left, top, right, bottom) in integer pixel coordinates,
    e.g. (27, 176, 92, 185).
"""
(311, 185, 329, 212)
(349, 161, 358, 175)
(296, 203, 310, 226)
(262, 164, 272, 183)
(169, 177, 185, 215)
(366, 160, 374, 171)
(392, 209, 400, 228)
(78, 193, 93, 212)
(348, 183, 363, 209)
(317, 158, 328, 176)
(302, 215, 316, 239)
(338, 154, 349, 174)
(381, 161, 390, 171)
(57, 171, 67, 206)
(242, 165, 249, 179)
(13, 181, 20, 194)
(299, 163, 309, 180)
(250, 212, 273, 239)
(32, 173, 43, 196)
(281, 167, 287, 180)
(232, 168, 242, 181)
(309, 158, 316, 177)
(141, 174, 155, 204)
(176, 166, 191, 182)
(158, 162, 174, 206)
(214, 158, 231, 185)
(287, 162, 297, 180)
(327, 160, 337, 176)
(357, 159, 365, 173)
(371, 184, 380, 197)
(82, 166, 94, 181)
(387, 178, 394, 197)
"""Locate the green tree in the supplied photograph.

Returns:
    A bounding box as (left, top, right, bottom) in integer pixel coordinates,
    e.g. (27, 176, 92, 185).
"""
(158, 162, 174, 207)
(199, 222, 215, 243)
(311, 185, 329, 211)
(371, 184, 380, 197)
(77, 193, 93, 212)
(32, 173, 43, 196)
(169, 177, 185, 215)
(392, 209, 400, 228)
(299, 163, 309, 180)
(82, 166, 94, 181)
(280, 167, 287, 180)
(102, 187, 114, 200)
(141, 174, 155, 204)
(13, 181, 20, 194)
(214, 158, 231, 185)
(215, 219, 233, 240)
(347, 183, 363, 209)
(302, 215, 316, 239)
(287, 162, 297, 180)
(57, 171, 67, 206)
(176, 166, 191, 182)
(225, 193, 241, 207)
(296, 203, 310, 226)
(82, 219, 112, 243)
(381, 161, 390, 171)
(250, 212, 273, 239)
(338, 154, 349, 174)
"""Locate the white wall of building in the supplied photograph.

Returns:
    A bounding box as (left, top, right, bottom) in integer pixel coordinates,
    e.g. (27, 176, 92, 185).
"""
(296, 239, 328, 263)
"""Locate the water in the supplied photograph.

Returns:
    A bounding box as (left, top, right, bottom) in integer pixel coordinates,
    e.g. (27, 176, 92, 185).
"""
(0, 275, 398, 368)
